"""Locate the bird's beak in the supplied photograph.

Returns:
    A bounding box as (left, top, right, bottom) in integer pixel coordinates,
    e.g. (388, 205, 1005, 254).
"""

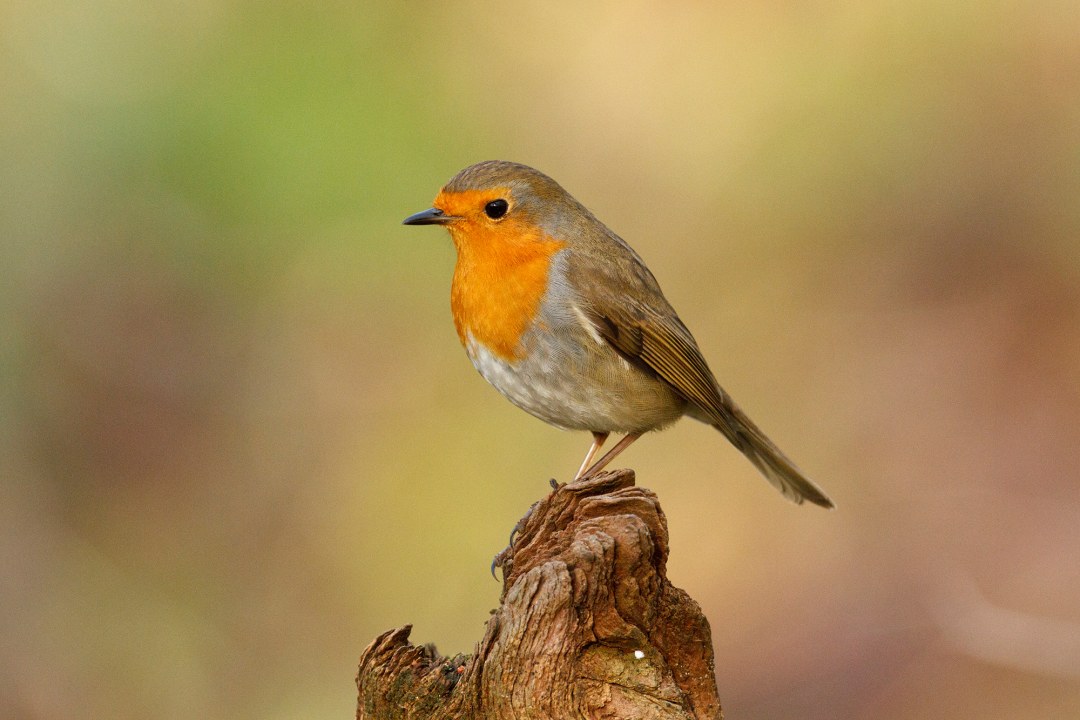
(402, 207, 452, 226)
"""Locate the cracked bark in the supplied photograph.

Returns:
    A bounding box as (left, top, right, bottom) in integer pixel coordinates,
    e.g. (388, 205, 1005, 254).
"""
(355, 469, 722, 719)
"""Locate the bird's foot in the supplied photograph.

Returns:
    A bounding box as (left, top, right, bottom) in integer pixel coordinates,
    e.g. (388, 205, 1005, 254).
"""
(490, 497, 542, 580)
(490, 547, 511, 580)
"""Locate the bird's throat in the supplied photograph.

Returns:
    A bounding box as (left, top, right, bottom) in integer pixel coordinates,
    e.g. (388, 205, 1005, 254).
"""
(449, 223, 566, 361)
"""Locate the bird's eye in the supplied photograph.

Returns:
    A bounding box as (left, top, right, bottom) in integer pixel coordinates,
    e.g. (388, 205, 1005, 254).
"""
(484, 199, 509, 219)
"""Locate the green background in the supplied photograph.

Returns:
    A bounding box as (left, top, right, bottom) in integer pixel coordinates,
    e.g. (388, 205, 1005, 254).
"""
(3, 2, 1080, 718)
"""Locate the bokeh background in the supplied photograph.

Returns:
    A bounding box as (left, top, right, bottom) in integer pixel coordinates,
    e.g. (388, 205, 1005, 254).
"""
(3, 2, 1080, 718)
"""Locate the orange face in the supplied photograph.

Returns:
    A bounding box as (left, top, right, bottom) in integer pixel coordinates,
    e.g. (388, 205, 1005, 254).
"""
(432, 187, 566, 361)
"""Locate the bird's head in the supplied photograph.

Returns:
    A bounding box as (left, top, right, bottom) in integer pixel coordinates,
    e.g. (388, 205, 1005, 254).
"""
(403, 161, 588, 250)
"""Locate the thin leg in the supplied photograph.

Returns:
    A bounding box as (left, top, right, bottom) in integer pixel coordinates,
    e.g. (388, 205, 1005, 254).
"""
(573, 432, 610, 480)
(580, 432, 642, 479)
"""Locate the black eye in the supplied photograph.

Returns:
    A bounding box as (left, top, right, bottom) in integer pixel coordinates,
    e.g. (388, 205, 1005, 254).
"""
(484, 199, 509, 219)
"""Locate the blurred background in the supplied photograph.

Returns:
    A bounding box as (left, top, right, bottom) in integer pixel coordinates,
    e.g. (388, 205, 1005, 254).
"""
(3, 1, 1079, 718)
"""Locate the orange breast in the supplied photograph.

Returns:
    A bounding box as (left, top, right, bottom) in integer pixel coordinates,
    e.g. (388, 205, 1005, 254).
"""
(448, 217, 566, 361)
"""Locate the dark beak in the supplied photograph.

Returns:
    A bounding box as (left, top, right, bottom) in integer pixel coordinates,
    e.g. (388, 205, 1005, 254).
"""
(402, 207, 452, 226)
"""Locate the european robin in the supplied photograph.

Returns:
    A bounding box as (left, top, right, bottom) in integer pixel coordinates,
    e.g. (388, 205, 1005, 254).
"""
(403, 161, 833, 508)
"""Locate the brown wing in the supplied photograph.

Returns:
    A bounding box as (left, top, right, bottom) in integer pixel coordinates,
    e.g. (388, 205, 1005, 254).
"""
(585, 299, 739, 437)
(569, 234, 834, 508)
(565, 229, 734, 428)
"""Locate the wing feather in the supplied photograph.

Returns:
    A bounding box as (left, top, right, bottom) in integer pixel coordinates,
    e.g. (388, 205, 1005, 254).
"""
(569, 239, 833, 508)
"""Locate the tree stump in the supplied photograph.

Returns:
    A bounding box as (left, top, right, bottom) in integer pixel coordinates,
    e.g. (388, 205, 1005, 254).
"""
(355, 469, 722, 719)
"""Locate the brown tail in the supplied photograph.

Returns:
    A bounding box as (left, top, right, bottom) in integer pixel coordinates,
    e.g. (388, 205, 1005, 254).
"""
(712, 405, 834, 509)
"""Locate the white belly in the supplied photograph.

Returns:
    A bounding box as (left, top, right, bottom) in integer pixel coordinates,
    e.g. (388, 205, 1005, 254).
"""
(464, 330, 686, 434)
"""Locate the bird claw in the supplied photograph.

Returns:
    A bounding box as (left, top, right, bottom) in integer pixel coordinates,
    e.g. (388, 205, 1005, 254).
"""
(490, 493, 549, 580)
(490, 548, 511, 580)
(490, 515, 526, 581)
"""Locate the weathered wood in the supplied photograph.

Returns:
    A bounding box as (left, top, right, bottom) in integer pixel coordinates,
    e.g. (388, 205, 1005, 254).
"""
(356, 469, 722, 719)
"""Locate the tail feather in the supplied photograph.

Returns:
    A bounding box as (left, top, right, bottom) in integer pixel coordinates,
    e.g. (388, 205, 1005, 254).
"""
(711, 406, 834, 509)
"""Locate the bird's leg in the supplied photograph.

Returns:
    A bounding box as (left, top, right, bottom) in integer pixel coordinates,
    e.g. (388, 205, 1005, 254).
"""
(580, 432, 642, 479)
(496, 432, 614, 578)
(573, 432, 610, 481)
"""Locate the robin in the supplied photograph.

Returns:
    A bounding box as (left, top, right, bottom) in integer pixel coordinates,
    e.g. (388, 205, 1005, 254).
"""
(403, 161, 833, 508)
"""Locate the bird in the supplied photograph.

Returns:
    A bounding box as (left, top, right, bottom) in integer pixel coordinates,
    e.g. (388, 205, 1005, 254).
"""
(403, 160, 833, 508)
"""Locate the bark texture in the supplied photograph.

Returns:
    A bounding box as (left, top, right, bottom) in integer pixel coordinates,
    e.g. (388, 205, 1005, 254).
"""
(356, 469, 722, 719)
